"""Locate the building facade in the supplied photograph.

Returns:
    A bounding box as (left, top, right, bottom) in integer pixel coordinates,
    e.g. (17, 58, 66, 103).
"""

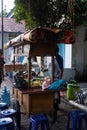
(0, 17, 26, 63)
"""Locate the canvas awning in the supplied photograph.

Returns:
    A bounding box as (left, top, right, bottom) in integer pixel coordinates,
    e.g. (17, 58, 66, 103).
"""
(23, 27, 75, 44)
(4, 27, 76, 50)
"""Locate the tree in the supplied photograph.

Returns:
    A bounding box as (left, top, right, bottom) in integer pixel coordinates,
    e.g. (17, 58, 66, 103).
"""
(14, 0, 67, 29)
(74, 0, 87, 26)
(14, 0, 87, 29)
(0, 5, 8, 17)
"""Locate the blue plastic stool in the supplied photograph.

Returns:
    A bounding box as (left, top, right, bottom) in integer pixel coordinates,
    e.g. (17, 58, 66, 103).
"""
(0, 117, 14, 130)
(0, 102, 8, 111)
(66, 109, 87, 130)
(29, 114, 50, 130)
(0, 108, 17, 129)
(0, 108, 16, 118)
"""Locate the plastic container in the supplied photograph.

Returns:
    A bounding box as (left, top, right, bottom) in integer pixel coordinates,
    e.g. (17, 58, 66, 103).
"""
(1, 86, 10, 106)
(67, 83, 80, 100)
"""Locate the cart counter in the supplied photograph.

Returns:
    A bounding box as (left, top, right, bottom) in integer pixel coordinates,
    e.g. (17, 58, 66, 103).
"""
(12, 87, 58, 117)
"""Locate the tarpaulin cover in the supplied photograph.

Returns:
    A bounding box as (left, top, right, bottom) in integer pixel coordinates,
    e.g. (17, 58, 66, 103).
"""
(4, 27, 75, 49)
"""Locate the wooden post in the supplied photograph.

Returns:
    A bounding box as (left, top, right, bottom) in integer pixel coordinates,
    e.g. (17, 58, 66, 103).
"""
(28, 57, 31, 88)
(13, 47, 15, 71)
(52, 56, 54, 82)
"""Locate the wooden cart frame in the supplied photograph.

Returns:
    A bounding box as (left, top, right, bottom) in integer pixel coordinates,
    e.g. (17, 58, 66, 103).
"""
(5, 27, 75, 116)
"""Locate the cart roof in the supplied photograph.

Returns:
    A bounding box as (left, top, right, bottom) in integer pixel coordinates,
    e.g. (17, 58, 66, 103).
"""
(4, 27, 75, 50)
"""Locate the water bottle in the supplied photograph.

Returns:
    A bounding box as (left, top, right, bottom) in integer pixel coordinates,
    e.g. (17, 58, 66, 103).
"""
(1, 86, 10, 107)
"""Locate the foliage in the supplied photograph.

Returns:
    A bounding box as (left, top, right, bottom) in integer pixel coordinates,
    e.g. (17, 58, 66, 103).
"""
(14, 0, 87, 29)
(74, 0, 87, 26)
(0, 6, 8, 17)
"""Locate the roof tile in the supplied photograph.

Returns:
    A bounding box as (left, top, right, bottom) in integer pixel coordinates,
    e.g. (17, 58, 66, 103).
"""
(0, 18, 26, 33)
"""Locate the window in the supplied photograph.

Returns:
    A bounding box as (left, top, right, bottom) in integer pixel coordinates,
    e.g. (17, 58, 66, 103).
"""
(8, 33, 19, 40)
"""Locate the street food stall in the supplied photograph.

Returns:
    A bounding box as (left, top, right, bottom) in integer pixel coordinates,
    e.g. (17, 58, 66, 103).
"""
(4, 27, 75, 116)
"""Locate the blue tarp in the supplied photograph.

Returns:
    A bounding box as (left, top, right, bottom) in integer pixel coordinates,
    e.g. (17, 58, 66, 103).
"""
(48, 79, 66, 90)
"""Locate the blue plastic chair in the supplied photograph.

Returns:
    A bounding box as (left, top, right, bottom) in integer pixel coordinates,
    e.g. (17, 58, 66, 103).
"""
(0, 108, 16, 118)
(0, 108, 19, 129)
(66, 109, 87, 130)
(29, 114, 50, 130)
(0, 102, 8, 111)
(0, 117, 14, 130)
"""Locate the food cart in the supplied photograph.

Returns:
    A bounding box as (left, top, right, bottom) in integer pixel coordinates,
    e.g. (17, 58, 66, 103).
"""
(4, 27, 75, 116)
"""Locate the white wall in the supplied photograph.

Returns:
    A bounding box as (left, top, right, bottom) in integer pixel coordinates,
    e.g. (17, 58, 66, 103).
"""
(64, 44, 72, 68)
(4, 33, 10, 63)
(62, 68, 75, 81)
(72, 26, 86, 76)
(0, 33, 9, 63)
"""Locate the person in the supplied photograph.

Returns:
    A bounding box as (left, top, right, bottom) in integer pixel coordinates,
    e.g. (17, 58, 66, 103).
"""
(54, 45, 63, 80)
(48, 45, 64, 123)
(0, 49, 5, 88)
(48, 45, 63, 80)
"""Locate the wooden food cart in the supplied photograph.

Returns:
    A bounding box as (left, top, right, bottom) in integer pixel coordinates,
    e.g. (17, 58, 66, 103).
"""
(4, 27, 75, 117)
